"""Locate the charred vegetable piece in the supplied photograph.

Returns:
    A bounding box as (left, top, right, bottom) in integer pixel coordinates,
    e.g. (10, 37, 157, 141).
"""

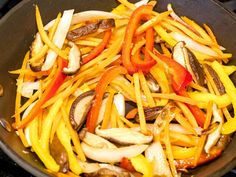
(29, 33, 45, 71)
(204, 64, 226, 95)
(69, 90, 95, 130)
(84, 168, 131, 177)
(0, 118, 12, 132)
(0, 84, 3, 97)
(135, 106, 163, 122)
(49, 135, 69, 173)
(63, 42, 81, 75)
(67, 19, 115, 41)
(172, 41, 205, 86)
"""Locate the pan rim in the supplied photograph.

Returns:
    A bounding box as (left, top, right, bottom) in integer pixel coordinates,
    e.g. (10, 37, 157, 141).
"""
(0, 0, 236, 177)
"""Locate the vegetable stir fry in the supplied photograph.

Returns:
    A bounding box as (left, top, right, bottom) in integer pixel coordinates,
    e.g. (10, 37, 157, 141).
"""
(11, 0, 236, 176)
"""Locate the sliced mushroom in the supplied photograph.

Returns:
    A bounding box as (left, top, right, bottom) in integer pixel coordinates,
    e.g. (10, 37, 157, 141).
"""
(135, 106, 163, 122)
(172, 41, 205, 86)
(146, 74, 161, 93)
(204, 104, 223, 153)
(49, 135, 69, 173)
(29, 33, 45, 71)
(79, 128, 117, 149)
(81, 142, 148, 163)
(84, 168, 131, 177)
(62, 42, 81, 75)
(97, 93, 109, 125)
(69, 90, 95, 130)
(204, 64, 226, 95)
(0, 118, 11, 132)
(145, 141, 172, 177)
(95, 126, 153, 145)
(77, 160, 100, 174)
(113, 93, 125, 117)
(67, 19, 115, 41)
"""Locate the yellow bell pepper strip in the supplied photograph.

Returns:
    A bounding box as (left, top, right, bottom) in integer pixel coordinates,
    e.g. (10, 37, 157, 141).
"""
(172, 146, 197, 160)
(56, 119, 82, 175)
(82, 29, 112, 64)
(211, 61, 236, 134)
(188, 91, 231, 109)
(122, 5, 153, 74)
(152, 49, 192, 92)
(86, 66, 127, 133)
(130, 154, 153, 177)
(29, 116, 60, 172)
(13, 57, 68, 129)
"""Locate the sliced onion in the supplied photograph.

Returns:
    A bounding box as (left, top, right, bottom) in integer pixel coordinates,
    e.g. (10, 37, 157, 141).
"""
(135, 0, 149, 7)
(42, 9, 74, 71)
(81, 142, 148, 163)
(22, 101, 37, 146)
(169, 32, 218, 57)
(77, 160, 100, 173)
(21, 81, 40, 98)
(145, 141, 172, 176)
(113, 93, 125, 117)
(97, 96, 109, 125)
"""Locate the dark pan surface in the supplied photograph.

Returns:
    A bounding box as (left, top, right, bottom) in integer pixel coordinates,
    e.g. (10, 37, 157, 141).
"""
(0, 0, 236, 176)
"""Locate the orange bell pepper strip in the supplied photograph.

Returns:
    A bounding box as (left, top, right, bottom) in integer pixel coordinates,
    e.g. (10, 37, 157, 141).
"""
(153, 49, 192, 92)
(13, 57, 68, 129)
(86, 66, 127, 133)
(122, 5, 153, 74)
(82, 29, 112, 64)
(126, 108, 138, 119)
(177, 89, 206, 128)
(120, 157, 136, 172)
(131, 28, 156, 72)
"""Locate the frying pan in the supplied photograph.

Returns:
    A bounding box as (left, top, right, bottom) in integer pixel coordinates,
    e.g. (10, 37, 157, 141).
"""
(0, 0, 236, 176)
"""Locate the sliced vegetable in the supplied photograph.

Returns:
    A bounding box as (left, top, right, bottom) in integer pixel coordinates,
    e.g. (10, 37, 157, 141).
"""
(13, 57, 68, 129)
(63, 42, 81, 75)
(86, 66, 127, 133)
(122, 5, 153, 74)
(81, 142, 148, 163)
(69, 90, 95, 131)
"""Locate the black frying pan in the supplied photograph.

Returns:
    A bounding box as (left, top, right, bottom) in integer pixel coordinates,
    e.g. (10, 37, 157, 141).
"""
(0, 0, 236, 176)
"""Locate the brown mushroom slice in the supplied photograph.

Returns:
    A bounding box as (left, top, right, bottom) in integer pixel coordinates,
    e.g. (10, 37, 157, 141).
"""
(172, 41, 205, 86)
(135, 106, 163, 122)
(79, 128, 117, 149)
(84, 168, 131, 177)
(204, 64, 226, 95)
(29, 33, 45, 72)
(81, 142, 148, 163)
(69, 90, 95, 130)
(49, 135, 69, 173)
(67, 19, 115, 41)
(186, 48, 205, 86)
(63, 42, 81, 75)
(95, 126, 153, 145)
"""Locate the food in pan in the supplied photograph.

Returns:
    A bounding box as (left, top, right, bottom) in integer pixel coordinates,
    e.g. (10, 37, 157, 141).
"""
(9, 0, 236, 176)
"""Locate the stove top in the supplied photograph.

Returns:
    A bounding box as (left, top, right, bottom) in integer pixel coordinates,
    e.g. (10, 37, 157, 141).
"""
(0, 0, 236, 177)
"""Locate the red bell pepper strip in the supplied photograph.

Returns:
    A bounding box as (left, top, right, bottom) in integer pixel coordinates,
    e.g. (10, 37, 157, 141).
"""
(82, 29, 112, 64)
(120, 157, 136, 172)
(131, 28, 156, 72)
(122, 5, 153, 74)
(86, 66, 127, 133)
(13, 57, 68, 129)
(153, 49, 192, 92)
(177, 89, 206, 127)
